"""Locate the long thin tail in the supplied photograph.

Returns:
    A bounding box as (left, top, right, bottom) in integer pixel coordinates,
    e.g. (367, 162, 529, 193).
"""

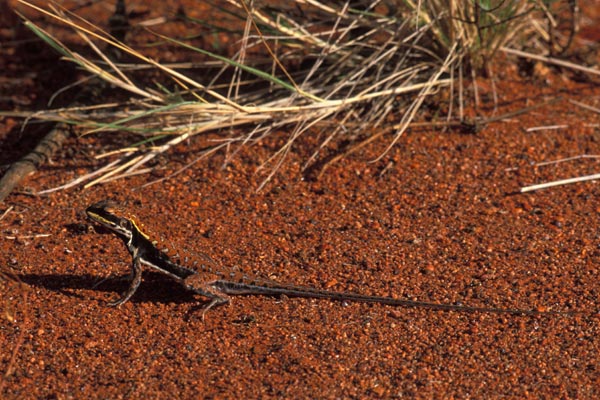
(213, 280, 575, 316)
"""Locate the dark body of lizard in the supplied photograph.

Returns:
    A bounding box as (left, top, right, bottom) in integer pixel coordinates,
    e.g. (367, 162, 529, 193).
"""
(86, 200, 572, 317)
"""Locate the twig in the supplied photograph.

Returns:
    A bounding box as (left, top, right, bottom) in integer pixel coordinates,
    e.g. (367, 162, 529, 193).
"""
(525, 125, 568, 132)
(501, 47, 600, 77)
(506, 154, 600, 172)
(5, 233, 52, 239)
(0, 123, 71, 203)
(0, 206, 14, 221)
(569, 99, 600, 115)
(521, 173, 600, 193)
(535, 154, 600, 167)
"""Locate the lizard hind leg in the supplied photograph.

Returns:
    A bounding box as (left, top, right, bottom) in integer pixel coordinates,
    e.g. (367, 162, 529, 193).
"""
(200, 296, 231, 320)
(183, 275, 231, 319)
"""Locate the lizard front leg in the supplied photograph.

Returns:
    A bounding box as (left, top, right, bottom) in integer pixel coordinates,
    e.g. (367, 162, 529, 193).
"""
(108, 254, 143, 306)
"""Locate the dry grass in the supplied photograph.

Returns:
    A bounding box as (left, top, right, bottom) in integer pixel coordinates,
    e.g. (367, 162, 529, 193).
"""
(7, 0, 581, 190)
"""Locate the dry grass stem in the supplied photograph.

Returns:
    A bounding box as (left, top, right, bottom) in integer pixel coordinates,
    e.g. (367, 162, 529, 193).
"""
(569, 99, 600, 115)
(501, 47, 600, 77)
(535, 155, 600, 168)
(525, 125, 568, 132)
(521, 173, 600, 193)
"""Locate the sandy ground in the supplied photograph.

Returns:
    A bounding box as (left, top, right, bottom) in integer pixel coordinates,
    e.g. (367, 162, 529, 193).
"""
(1, 1, 600, 398)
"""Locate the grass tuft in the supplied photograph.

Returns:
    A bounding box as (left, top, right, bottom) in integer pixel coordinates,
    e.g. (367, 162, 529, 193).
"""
(8, 0, 580, 190)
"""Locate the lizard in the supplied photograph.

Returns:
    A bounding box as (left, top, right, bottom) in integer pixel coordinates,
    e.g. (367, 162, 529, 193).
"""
(85, 200, 574, 317)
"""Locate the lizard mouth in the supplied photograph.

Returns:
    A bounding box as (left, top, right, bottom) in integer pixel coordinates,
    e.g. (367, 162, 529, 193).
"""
(88, 224, 116, 235)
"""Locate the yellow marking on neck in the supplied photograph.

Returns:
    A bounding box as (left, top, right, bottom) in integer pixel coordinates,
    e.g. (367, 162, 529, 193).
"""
(127, 214, 151, 240)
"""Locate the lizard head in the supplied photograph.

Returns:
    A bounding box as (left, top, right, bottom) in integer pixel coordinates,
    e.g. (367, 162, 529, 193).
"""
(86, 200, 147, 241)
